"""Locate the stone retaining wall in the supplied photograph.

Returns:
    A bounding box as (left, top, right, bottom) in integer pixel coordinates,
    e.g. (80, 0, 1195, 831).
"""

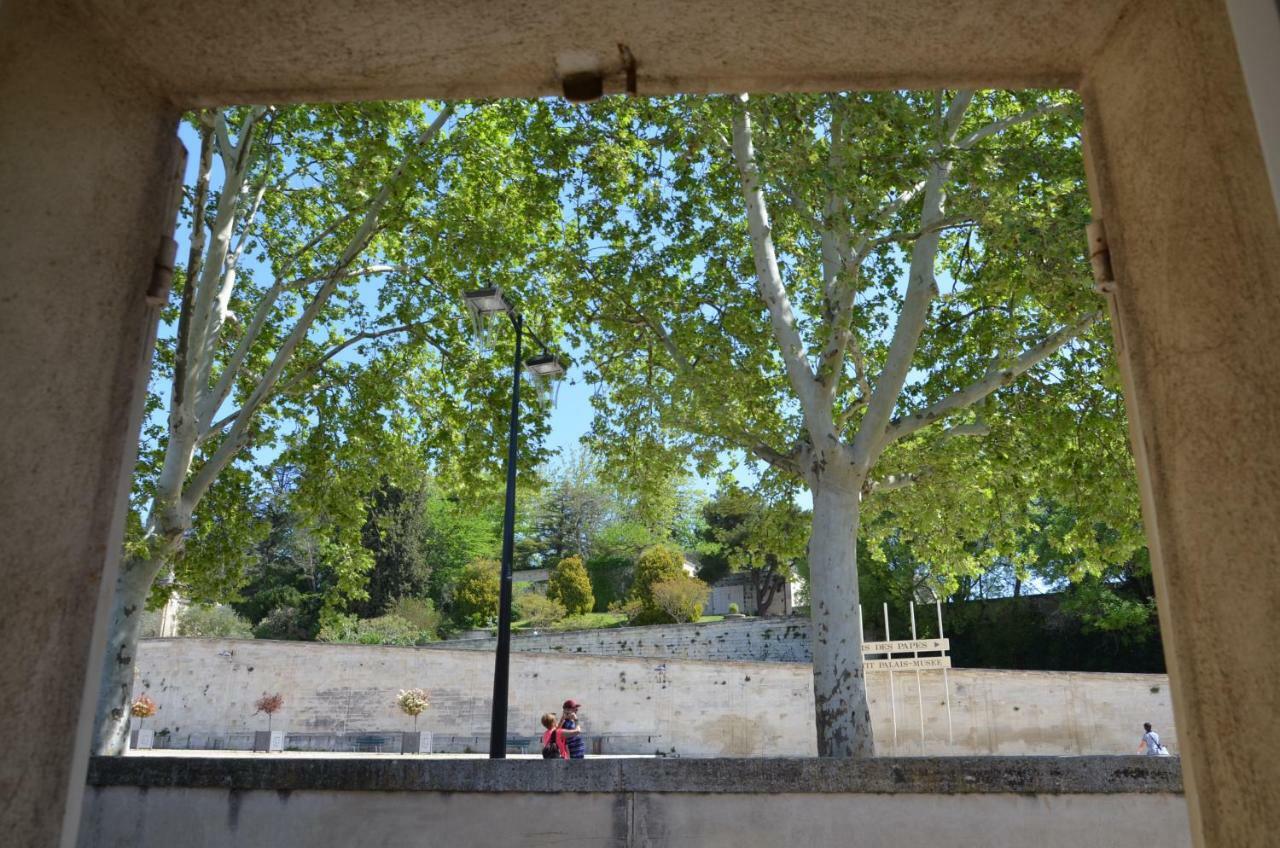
(80, 757, 1190, 848)
(434, 616, 814, 662)
(132, 639, 1178, 757)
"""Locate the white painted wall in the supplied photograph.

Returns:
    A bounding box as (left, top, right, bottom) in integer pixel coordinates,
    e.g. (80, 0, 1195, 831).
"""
(133, 639, 1177, 757)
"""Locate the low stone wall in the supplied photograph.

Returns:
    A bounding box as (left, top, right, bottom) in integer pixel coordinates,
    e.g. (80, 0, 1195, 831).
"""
(435, 616, 814, 662)
(79, 756, 1190, 848)
(132, 639, 1178, 757)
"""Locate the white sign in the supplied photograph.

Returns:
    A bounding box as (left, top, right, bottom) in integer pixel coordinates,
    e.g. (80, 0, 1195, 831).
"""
(864, 656, 952, 672)
(863, 638, 949, 655)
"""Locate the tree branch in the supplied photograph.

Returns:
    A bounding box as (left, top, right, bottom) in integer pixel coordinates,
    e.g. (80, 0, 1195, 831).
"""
(955, 102, 1071, 150)
(849, 91, 973, 471)
(731, 94, 821, 426)
(881, 310, 1100, 446)
(862, 472, 923, 496)
(183, 104, 456, 509)
(200, 321, 447, 439)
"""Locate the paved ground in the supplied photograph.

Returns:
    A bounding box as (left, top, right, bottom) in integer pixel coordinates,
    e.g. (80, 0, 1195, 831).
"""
(127, 749, 653, 759)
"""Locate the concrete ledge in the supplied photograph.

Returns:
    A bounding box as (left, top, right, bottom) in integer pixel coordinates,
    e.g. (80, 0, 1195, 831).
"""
(87, 755, 1181, 795)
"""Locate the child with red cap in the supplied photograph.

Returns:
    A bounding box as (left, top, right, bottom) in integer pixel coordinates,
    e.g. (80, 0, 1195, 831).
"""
(560, 699, 586, 759)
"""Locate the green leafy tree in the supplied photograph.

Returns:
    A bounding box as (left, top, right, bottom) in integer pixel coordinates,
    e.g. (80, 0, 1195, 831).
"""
(547, 555, 595, 615)
(355, 480, 431, 618)
(584, 554, 635, 612)
(514, 589, 567, 627)
(522, 450, 618, 566)
(561, 91, 1137, 756)
(98, 99, 571, 754)
(387, 596, 445, 639)
(696, 482, 809, 613)
(318, 613, 429, 646)
(650, 574, 711, 623)
(452, 559, 501, 628)
(627, 544, 688, 624)
(177, 605, 255, 639)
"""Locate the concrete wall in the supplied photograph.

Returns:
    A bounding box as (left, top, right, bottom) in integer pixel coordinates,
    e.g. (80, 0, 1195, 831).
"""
(435, 617, 814, 663)
(133, 639, 1176, 757)
(3, 2, 1275, 846)
(78, 757, 1190, 848)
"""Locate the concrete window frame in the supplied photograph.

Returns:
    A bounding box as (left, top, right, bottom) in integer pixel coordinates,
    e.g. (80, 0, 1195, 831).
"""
(0, 1, 1276, 847)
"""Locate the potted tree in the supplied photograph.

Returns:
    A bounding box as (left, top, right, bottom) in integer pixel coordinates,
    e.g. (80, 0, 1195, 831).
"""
(129, 694, 158, 750)
(397, 688, 432, 754)
(252, 693, 285, 752)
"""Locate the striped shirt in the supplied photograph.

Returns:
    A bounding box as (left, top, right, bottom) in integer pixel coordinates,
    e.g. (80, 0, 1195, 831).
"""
(562, 718, 586, 758)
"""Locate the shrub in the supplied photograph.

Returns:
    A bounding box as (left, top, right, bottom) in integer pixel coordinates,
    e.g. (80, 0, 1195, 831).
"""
(318, 613, 431, 646)
(586, 554, 634, 612)
(452, 559, 500, 628)
(388, 596, 443, 640)
(547, 555, 595, 615)
(253, 606, 311, 641)
(628, 544, 687, 623)
(651, 574, 710, 623)
(178, 604, 254, 639)
(515, 589, 567, 627)
(728, 602, 740, 615)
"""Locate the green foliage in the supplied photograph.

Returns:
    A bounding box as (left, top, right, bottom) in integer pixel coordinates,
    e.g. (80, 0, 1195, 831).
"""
(177, 605, 255, 639)
(318, 613, 432, 646)
(650, 574, 711, 623)
(420, 488, 501, 614)
(727, 602, 740, 615)
(253, 606, 311, 641)
(552, 611, 626, 631)
(514, 589, 567, 627)
(452, 559, 501, 628)
(592, 522, 658, 560)
(547, 555, 595, 615)
(628, 544, 688, 624)
(554, 89, 1138, 610)
(584, 554, 634, 612)
(387, 596, 444, 638)
(355, 481, 431, 617)
(695, 482, 809, 609)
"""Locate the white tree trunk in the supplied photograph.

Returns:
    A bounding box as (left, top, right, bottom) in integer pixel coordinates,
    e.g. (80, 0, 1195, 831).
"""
(91, 550, 171, 755)
(807, 461, 874, 758)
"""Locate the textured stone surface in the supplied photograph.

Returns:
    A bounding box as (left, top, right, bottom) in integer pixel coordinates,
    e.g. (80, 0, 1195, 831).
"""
(80, 0, 1129, 103)
(78, 784, 1191, 848)
(77, 759, 1190, 848)
(86, 754, 1183, 794)
(131, 639, 1177, 757)
(0, 5, 178, 848)
(1081, 1, 1280, 843)
(433, 617, 814, 662)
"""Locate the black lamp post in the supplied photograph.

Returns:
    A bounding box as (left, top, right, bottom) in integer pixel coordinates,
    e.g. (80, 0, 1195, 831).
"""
(462, 287, 565, 759)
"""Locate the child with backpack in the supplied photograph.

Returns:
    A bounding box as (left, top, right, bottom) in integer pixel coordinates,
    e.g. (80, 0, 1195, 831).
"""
(540, 713, 568, 759)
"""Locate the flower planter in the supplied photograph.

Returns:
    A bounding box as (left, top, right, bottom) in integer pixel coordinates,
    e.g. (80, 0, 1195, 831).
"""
(252, 730, 284, 752)
(400, 731, 433, 754)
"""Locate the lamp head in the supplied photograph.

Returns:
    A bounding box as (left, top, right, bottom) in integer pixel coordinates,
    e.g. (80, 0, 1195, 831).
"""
(462, 286, 513, 315)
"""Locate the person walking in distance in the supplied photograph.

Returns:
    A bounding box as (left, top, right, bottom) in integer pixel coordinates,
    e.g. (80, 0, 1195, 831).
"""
(1138, 722, 1170, 756)
(560, 699, 586, 759)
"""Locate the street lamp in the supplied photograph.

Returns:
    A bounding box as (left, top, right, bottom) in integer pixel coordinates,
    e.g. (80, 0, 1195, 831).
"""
(462, 286, 566, 759)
